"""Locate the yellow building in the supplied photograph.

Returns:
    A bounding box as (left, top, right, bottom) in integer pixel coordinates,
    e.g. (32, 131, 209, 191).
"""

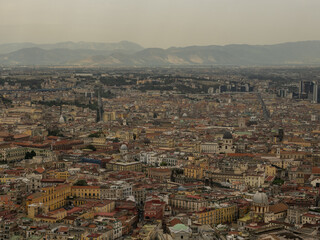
(26, 184, 71, 217)
(155, 138, 174, 148)
(184, 165, 205, 179)
(115, 130, 132, 141)
(55, 171, 70, 180)
(116, 112, 125, 119)
(48, 208, 67, 220)
(279, 151, 308, 160)
(94, 200, 115, 213)
(265, 165, 276, 177)
(71, 186, 101, 199)
(282, 140, 311, 147)
(169, 194, 208, 211)
(0, 175, 16, 184)
(103, 111, 116, 121)
(195, 204, 237, 225)
(92, 137, 106, 144)
(34, 215, 58, 223)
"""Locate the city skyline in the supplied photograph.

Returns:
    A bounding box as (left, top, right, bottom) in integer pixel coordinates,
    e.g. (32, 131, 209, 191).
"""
(1, 1, 320, 239)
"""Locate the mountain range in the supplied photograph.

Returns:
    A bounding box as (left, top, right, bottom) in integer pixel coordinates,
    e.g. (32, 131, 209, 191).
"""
(1, 40, 320, 66)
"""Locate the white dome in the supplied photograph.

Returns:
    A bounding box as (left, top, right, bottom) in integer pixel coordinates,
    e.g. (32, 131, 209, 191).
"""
(253, 191, 268, 205)
(120, 144, 128, 150)
(59, 115, 65, 124)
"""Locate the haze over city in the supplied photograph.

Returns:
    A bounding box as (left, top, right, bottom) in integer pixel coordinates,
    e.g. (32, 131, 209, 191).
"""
(1, 1, 320, 240)
(1, 0, 320, 48)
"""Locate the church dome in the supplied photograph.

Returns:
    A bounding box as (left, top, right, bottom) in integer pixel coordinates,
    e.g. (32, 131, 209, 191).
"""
(120, 144, 128, 151)
(59, 115, 65, 124)
(253, 191, 268, 205)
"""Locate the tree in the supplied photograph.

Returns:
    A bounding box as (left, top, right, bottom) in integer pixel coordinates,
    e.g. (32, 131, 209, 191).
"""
(25, 150, 36, 159)
(88, 132, 101, 138)
(113, 137, 120, 143)
(25, 152, 32, 159)
(48, 129, 64, 137)
(102, 90, 115, 99)
(272, 178, 284, 185)
(160, 161, 168, 166)
(74, 180, 88, 186)
(86, 145, 96, 151)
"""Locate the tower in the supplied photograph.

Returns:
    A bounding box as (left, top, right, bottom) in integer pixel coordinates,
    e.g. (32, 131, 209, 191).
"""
(299, 80, 304, 98)
(276, 148, 281, 158)
(58, 104, 65, 124)
(238, 118, 246, 128)
(299, 80, 314, 99)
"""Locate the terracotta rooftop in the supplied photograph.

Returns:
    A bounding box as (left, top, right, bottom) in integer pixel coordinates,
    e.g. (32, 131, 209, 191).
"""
(168, 218, 182, 227)
(269, 203, 289, 214)
(71, 185, 100, 189)
(34, 167, 45, 174)
(312, 167, 320, 174)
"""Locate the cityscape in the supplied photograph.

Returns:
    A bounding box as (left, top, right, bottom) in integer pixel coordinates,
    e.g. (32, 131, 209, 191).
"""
(0, 66, 320, 239)
(1, 0, 320, 240)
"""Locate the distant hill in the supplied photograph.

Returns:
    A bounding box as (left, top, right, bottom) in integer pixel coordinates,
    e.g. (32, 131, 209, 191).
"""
(0, 41, 143, 55)
(1, 41, 320, 66)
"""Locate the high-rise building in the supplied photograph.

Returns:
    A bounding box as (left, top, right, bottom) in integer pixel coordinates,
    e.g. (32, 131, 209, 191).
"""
(278, 89, 287, 98)
(299, 80, 304, 94)
(299, 80, 314, 99)
(305, 81, 314, 94)
(313, 81, 320, 103)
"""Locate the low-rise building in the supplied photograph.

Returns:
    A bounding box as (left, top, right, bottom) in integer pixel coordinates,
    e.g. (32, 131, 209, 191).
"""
(195, 203, 238, 226)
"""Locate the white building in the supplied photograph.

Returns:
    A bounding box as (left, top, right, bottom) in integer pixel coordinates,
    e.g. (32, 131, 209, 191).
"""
(200, 132, 236, 154)
(100, 181, 133, 200)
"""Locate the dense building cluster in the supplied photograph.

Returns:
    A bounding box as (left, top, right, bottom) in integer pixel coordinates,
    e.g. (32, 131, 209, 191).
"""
(0, 67, 320, 239)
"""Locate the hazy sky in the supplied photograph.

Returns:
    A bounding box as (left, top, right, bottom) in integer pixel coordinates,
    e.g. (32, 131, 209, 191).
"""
(1, 0, 320, 48)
